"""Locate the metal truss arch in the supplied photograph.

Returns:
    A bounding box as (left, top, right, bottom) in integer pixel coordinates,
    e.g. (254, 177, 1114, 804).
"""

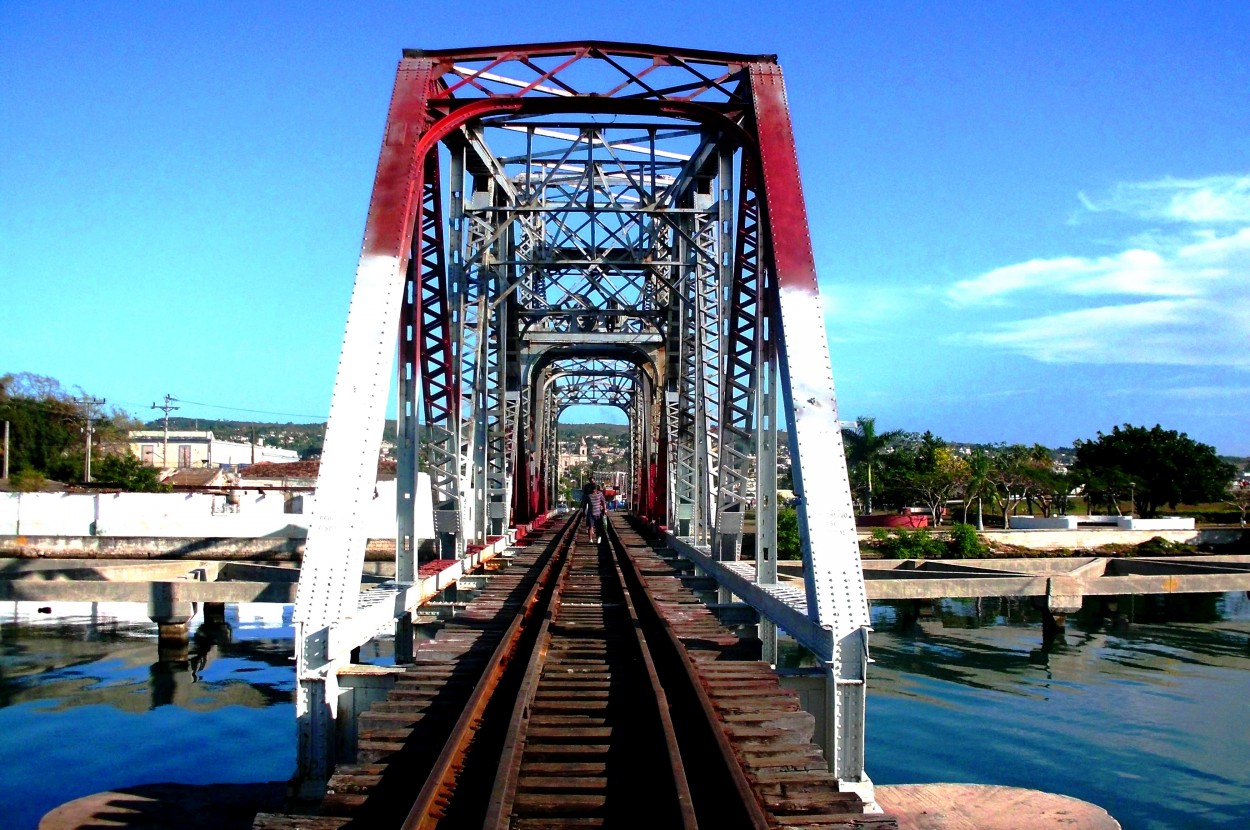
(294, 42, 876, 803)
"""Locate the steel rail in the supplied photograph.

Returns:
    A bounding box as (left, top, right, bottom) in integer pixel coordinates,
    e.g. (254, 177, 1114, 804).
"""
(388, 511, 766, 828)
(482, 515, 697, 829)
(602, 520, 699, 830)
(480, 525, 575, 829)
(604, 515, 773, 830)
(399, 516, 578, 829)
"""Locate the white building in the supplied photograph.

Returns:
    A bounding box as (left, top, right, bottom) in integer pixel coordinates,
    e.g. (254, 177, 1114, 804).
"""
(557, 437, 590, 479)
(128, 430, 299, 470)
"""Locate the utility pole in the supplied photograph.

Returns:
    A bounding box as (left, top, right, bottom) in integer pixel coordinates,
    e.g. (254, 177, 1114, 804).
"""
(151, 394, 180, 469)
(75, 396, 106, 483)
(2, 420, 9, 480)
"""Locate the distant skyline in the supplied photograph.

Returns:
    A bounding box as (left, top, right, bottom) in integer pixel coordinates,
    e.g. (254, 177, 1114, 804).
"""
(2, 4, 1247, 454)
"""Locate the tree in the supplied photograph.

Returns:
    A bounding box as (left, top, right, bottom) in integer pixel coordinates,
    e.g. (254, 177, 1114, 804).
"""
(891, 433, 968, 526)
(1071, 424, 1234, 518)
(1, 372, 140, 483)
(958, 448, 993, 526)
(1028, 463, 1072, 518)
(1225, 483, 1250, 527)
(776, 506, 801, 560)
(0, 372, 83, 475)
(841, 417, 903, 514)
(93, 452, 168, 492)
(985, 444, 1053, 528)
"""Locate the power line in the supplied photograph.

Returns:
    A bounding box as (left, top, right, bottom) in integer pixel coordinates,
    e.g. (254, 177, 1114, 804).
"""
(156, 398, 327, 421)
(109, 397, 327, 422)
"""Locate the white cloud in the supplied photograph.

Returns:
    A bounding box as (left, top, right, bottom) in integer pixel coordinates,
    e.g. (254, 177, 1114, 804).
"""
(946, 175, 1250, 369)
(1078, 175, 1250, 224)
(955, 298, 1250, 367)
(949, 227, 1250, 307)
(1161, 386, 1250, 399)
(946, 248, 1216, 306)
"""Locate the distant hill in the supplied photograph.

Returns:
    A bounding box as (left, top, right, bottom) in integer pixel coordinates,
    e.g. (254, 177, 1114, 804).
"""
(557, 423, 629, 443)
(143, 418, 633, 459)
(146, 417, 387, 460)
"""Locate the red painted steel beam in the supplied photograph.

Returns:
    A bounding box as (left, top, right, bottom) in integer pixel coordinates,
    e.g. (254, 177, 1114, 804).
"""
(743, 62, 821, 298)
(362, 57, 440, 259)
(405, 41, 775, 66)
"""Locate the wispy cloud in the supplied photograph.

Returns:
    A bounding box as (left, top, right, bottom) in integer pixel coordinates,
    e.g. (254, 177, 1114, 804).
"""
(1078, 174, 1250, 224)
(946, 248, 1214, 306)
(1104, 384, 1250, 399)
(956, 299, 1250, 367)
(1160, 386, 1250, 399)
(947, 176, 1250, 367)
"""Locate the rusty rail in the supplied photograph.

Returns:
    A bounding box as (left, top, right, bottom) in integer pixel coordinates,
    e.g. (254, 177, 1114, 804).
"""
(399, 515, 579, 829)
(255, 511, 895, 829)
(605, 516, 772, 830)
(478, 514, 699, 828)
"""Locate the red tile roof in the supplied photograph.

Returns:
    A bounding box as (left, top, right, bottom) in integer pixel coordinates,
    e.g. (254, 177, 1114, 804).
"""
(240, 459, 398, 480)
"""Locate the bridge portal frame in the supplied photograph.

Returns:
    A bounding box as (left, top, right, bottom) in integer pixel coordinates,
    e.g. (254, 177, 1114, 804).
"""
(293, 42, 873, 803)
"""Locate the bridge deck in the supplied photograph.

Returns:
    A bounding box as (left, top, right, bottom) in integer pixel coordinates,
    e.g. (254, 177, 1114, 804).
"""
(256, 514, 896, 829)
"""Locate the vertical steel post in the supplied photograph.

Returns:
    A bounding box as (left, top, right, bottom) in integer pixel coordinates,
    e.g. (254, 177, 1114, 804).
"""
(756, 310, 780, 665)
(394, 211, 422, 663)
(397, 224, 420, 582)
(429, 148, 466, 559)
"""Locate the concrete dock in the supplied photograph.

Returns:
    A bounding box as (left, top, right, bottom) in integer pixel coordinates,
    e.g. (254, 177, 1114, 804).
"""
(877, 784, 1120, 829)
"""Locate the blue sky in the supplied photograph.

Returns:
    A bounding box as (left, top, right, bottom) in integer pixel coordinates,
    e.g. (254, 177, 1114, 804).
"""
(2, 3, 1247, 454)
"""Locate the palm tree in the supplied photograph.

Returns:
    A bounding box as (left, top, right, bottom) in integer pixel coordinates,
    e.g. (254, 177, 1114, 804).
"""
(841, 417, 902, 514)
(960, 448, 993, 528)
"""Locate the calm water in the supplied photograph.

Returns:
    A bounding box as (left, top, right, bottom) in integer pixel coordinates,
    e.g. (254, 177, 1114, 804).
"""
(0, 602, 300, 829)
(2, 594, 1248, 830)
(864, 592, 1250, 830)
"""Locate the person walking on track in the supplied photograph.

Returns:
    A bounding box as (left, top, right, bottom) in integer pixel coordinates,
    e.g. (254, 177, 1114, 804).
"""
(585, 482, 607, 544)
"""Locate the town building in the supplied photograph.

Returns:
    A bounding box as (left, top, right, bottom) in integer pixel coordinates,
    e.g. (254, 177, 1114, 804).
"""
(557, 437, 590, 479)
(127, 430, 300, 470)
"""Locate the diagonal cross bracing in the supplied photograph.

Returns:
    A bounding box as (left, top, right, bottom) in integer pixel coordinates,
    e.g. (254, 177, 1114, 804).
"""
(294, 42, 875, 804)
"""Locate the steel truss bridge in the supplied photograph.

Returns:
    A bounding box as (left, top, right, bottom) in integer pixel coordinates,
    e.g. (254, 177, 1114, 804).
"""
(294, 42, 873, 808)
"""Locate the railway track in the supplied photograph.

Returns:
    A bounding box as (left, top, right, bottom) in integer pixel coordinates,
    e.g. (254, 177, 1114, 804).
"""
(256, 514, 896, 829)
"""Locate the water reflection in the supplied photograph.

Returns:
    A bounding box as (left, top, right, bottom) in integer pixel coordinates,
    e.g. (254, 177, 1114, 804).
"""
(1, 607, 295, 713)
(859, 591, 1250, 830)
(189, 606, 234, 682)
(0, 601, 296, 830)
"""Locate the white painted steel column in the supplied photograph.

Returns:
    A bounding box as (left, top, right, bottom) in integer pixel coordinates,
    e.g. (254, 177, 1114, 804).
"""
(294, 251, 407, 795)
(775, 284, 874, 801)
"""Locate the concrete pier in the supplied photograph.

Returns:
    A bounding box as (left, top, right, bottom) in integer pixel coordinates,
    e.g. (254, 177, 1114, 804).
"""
(39, 782, 288, 830)
(876, 784, 1120, 829)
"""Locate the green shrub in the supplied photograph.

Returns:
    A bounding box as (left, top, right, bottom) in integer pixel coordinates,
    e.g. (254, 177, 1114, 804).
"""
(93, 452, 168, 492)
(10, 469, 47, 492)
(1135, 536, 1197, 556)
(947, 523, 988, 558)
(871, 527, 946, 559)
(1171, 510, 1244, 525)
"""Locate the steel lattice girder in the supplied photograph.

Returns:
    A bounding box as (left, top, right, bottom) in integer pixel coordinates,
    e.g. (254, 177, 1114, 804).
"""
(294, 41, 873, 797)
